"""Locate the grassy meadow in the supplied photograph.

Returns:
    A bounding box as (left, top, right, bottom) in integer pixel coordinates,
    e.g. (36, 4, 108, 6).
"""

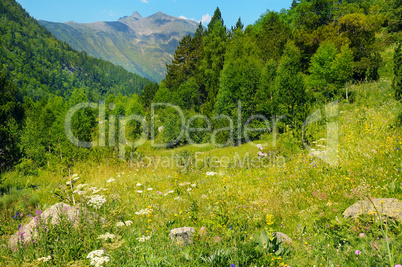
(0, 50, 402, 266)
(0, 79, 401, 266)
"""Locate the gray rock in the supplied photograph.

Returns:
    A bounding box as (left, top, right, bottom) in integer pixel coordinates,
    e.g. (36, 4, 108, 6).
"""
(342, 198, 402, 222)
(9, 203, 102, 252)
(274, 232, 292, 245)
(169, 227, 194, 245)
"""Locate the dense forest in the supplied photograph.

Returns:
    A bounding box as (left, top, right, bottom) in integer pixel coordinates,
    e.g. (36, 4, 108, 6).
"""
(0, 0, 401, 176)
(152, 0, 401, 147)
(0, 0, 153, 174)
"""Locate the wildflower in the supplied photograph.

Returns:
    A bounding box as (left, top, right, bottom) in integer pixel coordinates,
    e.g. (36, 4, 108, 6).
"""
(13, 212, 18, 218)
(199, 227, 207, 236)
(87, 250, 110, 267)
(266, 214, 274, 226)
(125, 220, 133, 226)
(106, 178, 115, 183)
(137, 190, 143, 193)
(137, 235, 151, 242)
(355, 250, 362, 255)
(213, 236, 222, 243)
(135, 207, 152, 215)
(191, 184, 196, 187)
(116, 222, 125, 227)
(136, 183, 142, 186)
(187, 188, 192, 192)
(97, 232, 116, 241)
(257, 144, 263, 150)
(87, 195, 107, 209)
(37, 256, 52, 262)
(147, 188, 153, 191)
(206, 171, 217, 176)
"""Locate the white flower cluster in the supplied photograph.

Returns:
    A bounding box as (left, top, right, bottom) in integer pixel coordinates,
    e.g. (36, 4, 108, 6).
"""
(206, 171, 217, 176)
(116, 221, 125, 227)
(87, 250, 110, 267)
(87, 195, 107, 209)
(136, 235, 151, 242)
(135, 208, 152, 215)
(97, 232, 115, 241)
(257, 144, 263, 151)
(37, 256, 52, 262)
(106, 178, 115, 183)
(116, 220, 133, 227)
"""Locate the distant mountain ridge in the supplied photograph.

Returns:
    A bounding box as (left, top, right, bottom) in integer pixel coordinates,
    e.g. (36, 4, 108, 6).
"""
(39, 12, 199, 82)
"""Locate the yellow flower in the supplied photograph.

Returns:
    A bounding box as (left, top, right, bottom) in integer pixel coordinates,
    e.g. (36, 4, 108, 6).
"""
(266, 214, 274, 226)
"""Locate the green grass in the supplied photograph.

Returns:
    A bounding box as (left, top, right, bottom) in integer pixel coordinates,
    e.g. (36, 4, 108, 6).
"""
(0, 78, 402, 266)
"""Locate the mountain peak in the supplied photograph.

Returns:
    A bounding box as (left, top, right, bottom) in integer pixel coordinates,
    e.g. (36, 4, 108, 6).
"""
(119, 11, 142, 21)
(131, 11, 142, 19)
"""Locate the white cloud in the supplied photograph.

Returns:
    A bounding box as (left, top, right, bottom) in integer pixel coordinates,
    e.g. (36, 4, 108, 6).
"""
(178, 13, 211, 25)
(201, 13, 211, 24)
(179, 15, 198, 23)
(140, 0, 148, 3)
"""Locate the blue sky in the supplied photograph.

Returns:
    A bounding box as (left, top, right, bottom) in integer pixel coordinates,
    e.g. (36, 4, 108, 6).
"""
(16, 0, 293, 27)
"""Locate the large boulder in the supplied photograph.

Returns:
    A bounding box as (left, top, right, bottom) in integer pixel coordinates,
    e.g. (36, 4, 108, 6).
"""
(343, 198, 402, 222)
(9, 203, 101, 252)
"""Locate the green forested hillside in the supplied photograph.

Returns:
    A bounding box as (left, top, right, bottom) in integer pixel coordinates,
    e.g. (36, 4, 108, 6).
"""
(0, 0, 151, 100)
(0, 0, 152, 173)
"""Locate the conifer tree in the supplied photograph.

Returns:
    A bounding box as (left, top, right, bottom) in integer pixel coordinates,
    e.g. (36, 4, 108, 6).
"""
(200, 7, 227, 116)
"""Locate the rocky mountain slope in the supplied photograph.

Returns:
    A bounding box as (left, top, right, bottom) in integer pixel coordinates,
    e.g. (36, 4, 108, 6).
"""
(39, 12, 199, 82)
